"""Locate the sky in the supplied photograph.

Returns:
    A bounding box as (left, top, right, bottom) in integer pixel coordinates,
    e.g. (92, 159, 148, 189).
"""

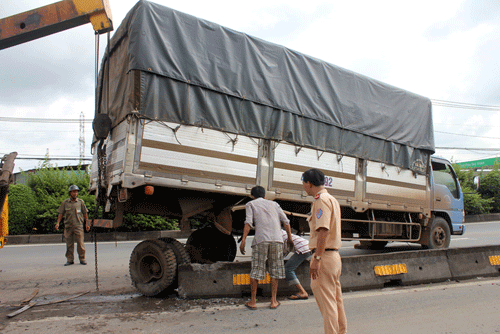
(1, 0, 500, 173)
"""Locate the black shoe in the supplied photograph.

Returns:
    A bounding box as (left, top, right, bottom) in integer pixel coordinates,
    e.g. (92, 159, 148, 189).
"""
(64, 262, 74, 266)
(80, 260, 87, 265)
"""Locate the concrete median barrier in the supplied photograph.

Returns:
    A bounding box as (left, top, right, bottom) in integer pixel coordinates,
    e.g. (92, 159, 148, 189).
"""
(177, 261, 309, 298)
(178, 245, 500, 299)
(341, 249, 453, 291)
(446, 245, 500, 280)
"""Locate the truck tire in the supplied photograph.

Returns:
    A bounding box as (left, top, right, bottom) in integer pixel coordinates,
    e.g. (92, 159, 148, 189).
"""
(421, 217, 451, 249)
(159, 237, 191, 265)
(158, 237, 191, 293)
(186, 226, 237, 263)
(129, 239, 177, 296)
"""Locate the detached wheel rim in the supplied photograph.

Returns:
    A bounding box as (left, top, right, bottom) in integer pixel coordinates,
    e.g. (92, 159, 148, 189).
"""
(432, 226, 446, 247)
(138, 254, 163, 283)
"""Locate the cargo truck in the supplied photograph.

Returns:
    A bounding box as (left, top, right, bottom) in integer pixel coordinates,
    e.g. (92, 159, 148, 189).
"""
(90, 1, 465, 296)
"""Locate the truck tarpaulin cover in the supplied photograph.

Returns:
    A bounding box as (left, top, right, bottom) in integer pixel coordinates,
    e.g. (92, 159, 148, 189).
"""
(97, 0, 435, 173)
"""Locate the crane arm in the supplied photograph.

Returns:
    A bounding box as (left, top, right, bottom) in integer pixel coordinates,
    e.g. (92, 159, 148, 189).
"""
(0, 0, 113, 50)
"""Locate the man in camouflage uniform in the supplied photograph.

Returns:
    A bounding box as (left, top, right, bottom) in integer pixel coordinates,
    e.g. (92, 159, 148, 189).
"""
(55, 185, 89, 266)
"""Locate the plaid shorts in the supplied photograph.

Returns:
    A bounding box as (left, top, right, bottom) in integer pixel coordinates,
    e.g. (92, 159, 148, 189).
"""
(250, 242, 285, 280)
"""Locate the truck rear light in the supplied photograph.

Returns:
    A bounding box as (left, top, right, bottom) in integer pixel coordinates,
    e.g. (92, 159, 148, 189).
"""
(145, 186, 154, 195)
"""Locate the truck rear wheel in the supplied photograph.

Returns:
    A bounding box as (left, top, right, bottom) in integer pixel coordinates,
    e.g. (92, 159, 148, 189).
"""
(129, 239, 177, 296)
(420, 217, 451, 249)
(186, 226, 237, 263)
(159, 237, 191, 265)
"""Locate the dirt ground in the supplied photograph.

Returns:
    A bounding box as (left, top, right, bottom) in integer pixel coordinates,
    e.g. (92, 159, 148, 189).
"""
(0, 241, 248, 331)
(0, 287, 245, 330)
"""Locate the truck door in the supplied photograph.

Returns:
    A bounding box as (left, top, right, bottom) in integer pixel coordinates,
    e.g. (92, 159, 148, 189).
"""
(431, 159, 465, 235)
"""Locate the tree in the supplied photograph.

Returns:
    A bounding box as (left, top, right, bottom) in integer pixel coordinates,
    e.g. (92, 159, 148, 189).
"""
(7, 184, 38, 235)
(453, 164, 494, 215)
(477, 166, 500, 212)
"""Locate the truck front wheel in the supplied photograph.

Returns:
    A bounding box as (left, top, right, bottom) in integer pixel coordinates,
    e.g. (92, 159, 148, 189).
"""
(421, 217, 451, 249)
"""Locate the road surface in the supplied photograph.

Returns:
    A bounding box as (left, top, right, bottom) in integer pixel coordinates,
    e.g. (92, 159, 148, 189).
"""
(0, 221, 499, 332)
(2, 278, 499, 333)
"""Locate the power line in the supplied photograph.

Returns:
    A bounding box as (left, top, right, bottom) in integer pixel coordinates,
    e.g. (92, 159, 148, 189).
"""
(435, 131, 500, 140)
(0, 153, 92, 161)
(0, 117, 92, 123)
(431, 99, 500, 111)
(436, 147, 500, 151)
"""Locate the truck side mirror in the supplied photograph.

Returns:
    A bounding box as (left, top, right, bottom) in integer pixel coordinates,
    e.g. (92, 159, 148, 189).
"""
(473, 175, 480, 190)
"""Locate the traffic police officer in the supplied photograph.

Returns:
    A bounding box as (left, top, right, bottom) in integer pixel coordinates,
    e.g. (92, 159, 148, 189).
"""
(302, 168, 347, 334)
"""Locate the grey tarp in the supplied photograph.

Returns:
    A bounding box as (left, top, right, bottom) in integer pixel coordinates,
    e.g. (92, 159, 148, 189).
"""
(96, 0, 435, 173)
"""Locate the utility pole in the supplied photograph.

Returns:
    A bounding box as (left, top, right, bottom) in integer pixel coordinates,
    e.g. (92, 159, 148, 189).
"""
(79, 111, 85, 164)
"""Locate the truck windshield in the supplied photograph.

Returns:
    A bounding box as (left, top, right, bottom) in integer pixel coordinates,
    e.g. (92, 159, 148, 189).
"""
(432, 161, 460, 199)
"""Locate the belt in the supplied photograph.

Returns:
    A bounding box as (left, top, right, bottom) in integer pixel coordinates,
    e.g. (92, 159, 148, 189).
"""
(311, 248, 338, 254)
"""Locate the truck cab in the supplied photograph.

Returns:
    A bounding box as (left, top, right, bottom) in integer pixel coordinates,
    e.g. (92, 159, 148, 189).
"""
(422, 156, 465, 249)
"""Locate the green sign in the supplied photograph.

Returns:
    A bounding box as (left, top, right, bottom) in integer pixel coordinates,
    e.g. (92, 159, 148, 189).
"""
(457, 157, 500, 169)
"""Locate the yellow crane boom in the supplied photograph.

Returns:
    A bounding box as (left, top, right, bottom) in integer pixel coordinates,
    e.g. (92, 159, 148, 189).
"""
(0, 0, 113, 50)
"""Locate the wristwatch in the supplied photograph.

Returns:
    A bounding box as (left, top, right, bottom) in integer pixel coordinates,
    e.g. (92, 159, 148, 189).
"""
(314, 255, 321, 261)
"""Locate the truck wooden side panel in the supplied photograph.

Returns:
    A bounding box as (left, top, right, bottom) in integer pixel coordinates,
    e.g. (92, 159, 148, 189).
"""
(271, 142, 356, 200)
(136, 121, 260, 195)
(365, 162, 428, 208)
(92, 119, 431, 217)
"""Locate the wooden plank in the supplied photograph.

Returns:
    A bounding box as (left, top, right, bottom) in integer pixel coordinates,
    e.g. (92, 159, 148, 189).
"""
(6, 291, 90, 318)
(7, 302, 35, 318)
(9, 288, 39, 308)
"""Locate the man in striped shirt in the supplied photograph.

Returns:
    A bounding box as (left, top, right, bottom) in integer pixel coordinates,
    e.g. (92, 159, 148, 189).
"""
(282, 230, 312, 300)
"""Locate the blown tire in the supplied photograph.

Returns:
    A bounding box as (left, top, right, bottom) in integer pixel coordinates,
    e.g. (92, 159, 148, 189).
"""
(129, 239, 177, 296)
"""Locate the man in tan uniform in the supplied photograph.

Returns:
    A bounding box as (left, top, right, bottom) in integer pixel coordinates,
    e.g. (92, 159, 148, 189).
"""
(302, 168, 347, 334)
(55, 185, 89, 266)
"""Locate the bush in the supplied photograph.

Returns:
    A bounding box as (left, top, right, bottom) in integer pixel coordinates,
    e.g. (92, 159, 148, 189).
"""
(26, 161, 94, 234)
(7, 160, 95, 235)
(462, 186, 493, 215)
(454, 163, 497, 215)
(477, 168, 500, 212)
(8, 184, 38, 235)
(117, 214, 179, 232)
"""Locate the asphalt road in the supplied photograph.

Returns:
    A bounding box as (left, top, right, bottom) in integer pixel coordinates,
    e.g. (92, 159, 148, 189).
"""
(1, 221, 499, 305)
(2, 278, 500, 333)
(0, 221, 499, 332)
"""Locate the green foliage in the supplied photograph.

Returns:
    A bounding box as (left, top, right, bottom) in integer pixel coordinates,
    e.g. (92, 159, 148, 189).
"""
(117, 214, 179, 232)
(453, 164, 475, 189)
(477, 167, 500, 212)
(8, 159, 95, 235)
(453, 163, 497, 214)
(462, 186, 493, 215)
(8, 184, 38, 235)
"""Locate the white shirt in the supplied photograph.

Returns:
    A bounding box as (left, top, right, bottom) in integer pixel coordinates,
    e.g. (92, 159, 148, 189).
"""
(245, 197, 290, 246)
